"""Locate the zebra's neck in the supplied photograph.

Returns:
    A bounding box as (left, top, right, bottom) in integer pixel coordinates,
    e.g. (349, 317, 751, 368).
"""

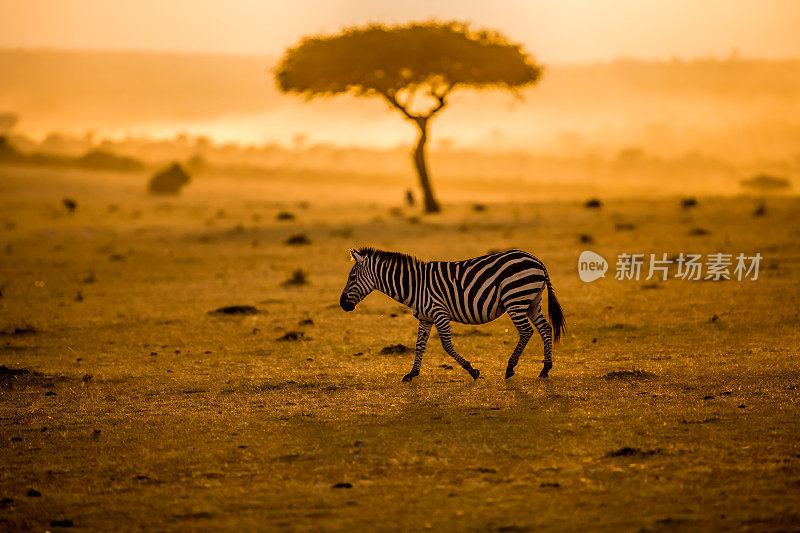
(370, 256, 420, 307)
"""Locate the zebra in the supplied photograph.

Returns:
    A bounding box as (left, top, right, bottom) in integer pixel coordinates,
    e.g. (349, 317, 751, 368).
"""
(339, 247, 566, 382)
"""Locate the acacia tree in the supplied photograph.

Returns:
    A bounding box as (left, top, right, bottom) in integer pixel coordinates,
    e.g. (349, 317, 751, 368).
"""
(276, 21, 541, 213)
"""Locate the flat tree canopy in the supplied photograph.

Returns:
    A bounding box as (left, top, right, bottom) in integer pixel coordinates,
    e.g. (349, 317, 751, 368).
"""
(276, 21, 542, 212)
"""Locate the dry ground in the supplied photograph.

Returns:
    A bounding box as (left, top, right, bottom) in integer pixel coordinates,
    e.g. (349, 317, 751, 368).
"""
(1, 166, 799, 531)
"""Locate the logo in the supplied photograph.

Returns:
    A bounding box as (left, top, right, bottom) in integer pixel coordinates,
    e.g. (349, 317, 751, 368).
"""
(578, 251, 608, 282)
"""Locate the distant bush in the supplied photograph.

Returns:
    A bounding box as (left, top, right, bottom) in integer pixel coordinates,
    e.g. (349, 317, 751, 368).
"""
(0, 139, 144, 172)
(0, 136, 24, 163)
(76, 150, 143, 172)
(149, 163, 191, 195)
(741, 174, 791, 193)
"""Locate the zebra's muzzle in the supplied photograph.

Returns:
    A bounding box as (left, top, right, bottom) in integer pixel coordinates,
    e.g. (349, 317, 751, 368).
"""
(340, 294, 356, 312)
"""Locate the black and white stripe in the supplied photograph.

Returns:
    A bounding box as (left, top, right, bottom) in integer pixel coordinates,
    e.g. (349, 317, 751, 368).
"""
(340, 248, 566, 381)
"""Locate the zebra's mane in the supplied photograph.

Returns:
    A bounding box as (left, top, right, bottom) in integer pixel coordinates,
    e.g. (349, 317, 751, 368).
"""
(356, 247, 419, 265)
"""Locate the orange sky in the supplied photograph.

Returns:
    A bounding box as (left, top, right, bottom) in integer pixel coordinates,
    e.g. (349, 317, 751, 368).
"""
(1, 0, 799, 63)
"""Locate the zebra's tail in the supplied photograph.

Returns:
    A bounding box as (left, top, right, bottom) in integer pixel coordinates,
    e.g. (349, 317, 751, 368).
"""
(544, 269, 566, 343)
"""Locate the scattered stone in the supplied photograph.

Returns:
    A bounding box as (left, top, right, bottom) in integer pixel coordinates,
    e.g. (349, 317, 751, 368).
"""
(276, 211, 295, 221)
(689, 228, 709, 236)
(0, 498, 12, 505)
(276, 331, 305, 342)
(1, 325, 37, 336)
(332, 482, 352, 489)
(753, 203, 766, 217)
(606, 447, 659, 458)
(681, 197, 698, 209)
(738, 404, 746, 409)
(62, 198, 77, 213)
(380, 344, 411, 355)
(51, 519, 74, 528)
(26, 488, 41, 497)
(284, 234, 310, 246)
(439, 364, 454, 370)
(298, 318, 314, 326)
(584, 198, 602, 209)
(702, 395, 715, 400)
(210, 305, 260, 315)
(282, 269, 309, 286)
(579, 234, 594, 244)
(615, 222, 635, 231)
(74, 291, 83, 302)
(540, 482, 560, 488)
(602, 370, 655, 380)
(472, 203, 487, 212)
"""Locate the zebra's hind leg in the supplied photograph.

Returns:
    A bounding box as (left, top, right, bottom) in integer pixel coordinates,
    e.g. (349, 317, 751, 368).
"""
(403, 319, 432, 382)
(434, 316, 480, 380)
(531, 311, 554, 378)
(504, 305, 534, 379)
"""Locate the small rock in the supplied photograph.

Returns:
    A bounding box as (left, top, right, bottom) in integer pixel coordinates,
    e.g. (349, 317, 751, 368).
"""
(210, 305, 260, 315)
(332, 482, 352, 489)
(276, 331, 305, 342)
(62, 198, 77, 213)
(50, 519, 74, 528)
(584, 198, 602, 209)
(26, 488, 41, 497)
(284, 234, 310, 246)
(380, 344, 411, 355)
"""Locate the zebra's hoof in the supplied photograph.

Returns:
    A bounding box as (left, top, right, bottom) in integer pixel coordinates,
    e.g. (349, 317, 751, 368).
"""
(505, 368, 515, 379)
(402, 372, 418, 383)
(469, 368, 481, 380)
(538, 369, 550, 378)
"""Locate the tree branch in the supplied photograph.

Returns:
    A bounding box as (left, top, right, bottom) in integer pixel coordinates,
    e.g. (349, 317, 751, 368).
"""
(425, 83, 454, 118)
(379, 89, 417, 121)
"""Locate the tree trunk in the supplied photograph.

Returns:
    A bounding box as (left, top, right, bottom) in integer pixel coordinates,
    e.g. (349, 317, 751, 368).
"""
(413, 118, 441, 213)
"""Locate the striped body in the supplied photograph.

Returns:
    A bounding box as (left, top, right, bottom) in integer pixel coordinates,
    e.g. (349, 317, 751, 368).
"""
(340, 248, 566, 381)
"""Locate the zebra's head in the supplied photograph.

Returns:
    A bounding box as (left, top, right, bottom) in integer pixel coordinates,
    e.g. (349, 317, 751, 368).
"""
(340, 248, 375, 312)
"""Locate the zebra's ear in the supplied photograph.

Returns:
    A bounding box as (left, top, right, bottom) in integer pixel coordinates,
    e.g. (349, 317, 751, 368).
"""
(350, 248, 364, 264)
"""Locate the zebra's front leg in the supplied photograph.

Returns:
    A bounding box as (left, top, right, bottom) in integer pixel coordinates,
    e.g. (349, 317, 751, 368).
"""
(402, 319, 432, 383)
(504, 307, 534, 379)
(434, 316, 480, 380)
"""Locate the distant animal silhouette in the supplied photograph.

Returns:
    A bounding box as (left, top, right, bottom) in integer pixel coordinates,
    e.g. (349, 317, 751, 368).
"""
(149, 163, 190, 195)
(340, 248, 566, 382)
